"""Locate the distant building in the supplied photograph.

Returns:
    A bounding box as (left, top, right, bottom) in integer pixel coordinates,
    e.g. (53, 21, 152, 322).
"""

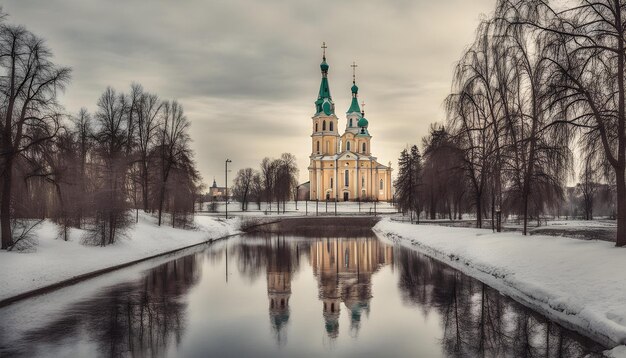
(308, 45, 392, 201)
(296, 181, 310, 201)
(208, 178, 231, 201)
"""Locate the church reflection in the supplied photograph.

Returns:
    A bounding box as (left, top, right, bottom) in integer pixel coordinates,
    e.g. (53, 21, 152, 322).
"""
(266, 237, 294, 345)
(310, 237, 393, 339)
(234, 235, 393, 342)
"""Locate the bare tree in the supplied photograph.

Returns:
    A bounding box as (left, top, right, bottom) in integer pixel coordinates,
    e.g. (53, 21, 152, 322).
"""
(135, 90, 162, 212)
(156, 101, 190, 226)
(91, 87, 130, 246)
(0, 23, 71, 248)
(260, 157, 277, 212)
(72, 108, 93, 227)
(503, 0, 626, 244)
(232, 168, 256, 211)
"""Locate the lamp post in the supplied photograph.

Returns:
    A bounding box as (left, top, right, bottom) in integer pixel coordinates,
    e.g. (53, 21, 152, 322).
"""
(225, 159, 232, 219)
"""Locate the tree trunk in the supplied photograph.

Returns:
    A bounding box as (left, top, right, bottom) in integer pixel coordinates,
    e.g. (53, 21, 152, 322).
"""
(1, 155, 14, 249)
(142, 163, 149, 211)
(158, 183, 165, 226)
(616, 168, 626, 246)
(476, 194, 482, 228)
(522, 189, 529, 236)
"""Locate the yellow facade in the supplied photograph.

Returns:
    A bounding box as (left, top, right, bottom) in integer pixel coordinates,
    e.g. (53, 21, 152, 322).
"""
(308, 99, 392, 201)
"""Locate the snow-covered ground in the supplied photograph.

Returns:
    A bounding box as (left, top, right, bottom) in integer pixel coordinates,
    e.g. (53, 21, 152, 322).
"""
(373, 219, 626, 354)
(0, 212, 240, 302)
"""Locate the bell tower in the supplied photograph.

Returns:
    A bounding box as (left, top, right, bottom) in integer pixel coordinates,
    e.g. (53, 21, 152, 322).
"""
(311, 42, 339, 157)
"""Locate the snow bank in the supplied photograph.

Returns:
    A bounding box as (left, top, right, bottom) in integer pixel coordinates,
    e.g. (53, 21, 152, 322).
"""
(373, 219, 626, 350)
(0, 212, 240, 302)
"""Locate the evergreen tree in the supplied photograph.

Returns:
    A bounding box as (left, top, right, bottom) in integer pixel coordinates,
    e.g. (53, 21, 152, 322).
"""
(409, 145, 423, 223)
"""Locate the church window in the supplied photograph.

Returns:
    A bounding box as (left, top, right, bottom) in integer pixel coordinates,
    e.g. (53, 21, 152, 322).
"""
(330, 177, 333, 189)
(345, 170, 349, 186)
(350, 118, 353, 127)
(315, 122, 318, 132)
(330, 121, 333, 131)
(362, 143, 366, 153)
(362, 176, 365, 187)
(347, 141, 351, 151)
(380, 179, 384, 190)
(323, 120, 326, 131)
(316, 141, 320, 153)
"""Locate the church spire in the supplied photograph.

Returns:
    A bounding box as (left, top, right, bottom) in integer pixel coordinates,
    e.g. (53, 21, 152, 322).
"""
(315, 42, 334, 116)
(347, 61, 361, 114)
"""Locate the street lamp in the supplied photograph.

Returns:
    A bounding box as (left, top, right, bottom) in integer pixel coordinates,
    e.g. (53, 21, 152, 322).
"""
(225, 159, 232, 219)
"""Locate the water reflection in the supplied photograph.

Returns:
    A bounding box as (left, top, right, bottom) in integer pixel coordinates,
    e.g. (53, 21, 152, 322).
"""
(0, 235, 606, 358)
(310, 238, 393, 339)
(395, 249, 604, 357)
(2, 254, 202, 357)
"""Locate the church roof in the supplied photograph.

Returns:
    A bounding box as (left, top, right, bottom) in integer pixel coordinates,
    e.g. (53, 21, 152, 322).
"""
(315, 43, 335, 116)
(347, 97, 361, 115)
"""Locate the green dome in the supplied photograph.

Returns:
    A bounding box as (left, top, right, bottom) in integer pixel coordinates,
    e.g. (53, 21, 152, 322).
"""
(320, 60, 329, 72)
(351, 83, 359, 93)
(357, 117, 368, 127)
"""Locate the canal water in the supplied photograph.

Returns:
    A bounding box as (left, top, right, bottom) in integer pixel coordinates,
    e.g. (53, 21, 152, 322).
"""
(0, 232, 606, 357)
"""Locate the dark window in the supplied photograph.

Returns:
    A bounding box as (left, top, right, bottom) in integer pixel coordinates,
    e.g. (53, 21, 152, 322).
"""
(316, 141, 320, 153)
(345, 170, 349, 186)
(350, 118, 353, 127)
(347, 142, 351, 151)
(323, 120, 326, 131)
(362, 143, 366, 153)
(315, 122, 318, 131)
(330, 121, 333, 131)
(380, 179, 384, 190)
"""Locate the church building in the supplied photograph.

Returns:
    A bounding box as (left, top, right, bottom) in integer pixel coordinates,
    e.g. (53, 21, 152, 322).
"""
(308, 44, 393, 202)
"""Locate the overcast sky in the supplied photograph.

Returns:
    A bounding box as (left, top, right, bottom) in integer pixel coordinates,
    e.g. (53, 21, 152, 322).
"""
(5, 0, 495, 186)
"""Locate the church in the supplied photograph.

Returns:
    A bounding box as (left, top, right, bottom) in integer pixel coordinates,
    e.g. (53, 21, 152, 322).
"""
(308, 44, 393, 202)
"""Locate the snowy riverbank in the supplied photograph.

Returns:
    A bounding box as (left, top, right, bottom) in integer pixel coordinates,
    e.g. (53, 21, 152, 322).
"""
(0, 212, 240, 302)
(373, 219, 626, 355)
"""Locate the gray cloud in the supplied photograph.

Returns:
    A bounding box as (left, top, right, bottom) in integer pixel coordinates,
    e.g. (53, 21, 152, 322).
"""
(5, 0, 495, 185)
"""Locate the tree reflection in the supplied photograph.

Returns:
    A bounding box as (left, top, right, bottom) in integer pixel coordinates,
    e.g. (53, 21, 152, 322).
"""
(394, 249, 605, 358)
(5, 253, 203, 358)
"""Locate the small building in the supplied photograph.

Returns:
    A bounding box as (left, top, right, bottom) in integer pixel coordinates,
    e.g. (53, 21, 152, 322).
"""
(296, 181, 310, 201)
(208, 178, 231, 201)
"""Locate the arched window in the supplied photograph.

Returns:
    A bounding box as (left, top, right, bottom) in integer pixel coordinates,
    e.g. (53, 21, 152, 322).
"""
(330, 121, 333, 131)
(362, 143, 366, 153)
(316, 141, 320, 153)
(345, 170, 349, 186)
(347, 141, 351, 151)
(322, 120, 326, 131)
(330, 177, 333, 189)
(380, 179, 384, 190)
(350, 118, 353, 127)
(315, 122, 318, 132)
